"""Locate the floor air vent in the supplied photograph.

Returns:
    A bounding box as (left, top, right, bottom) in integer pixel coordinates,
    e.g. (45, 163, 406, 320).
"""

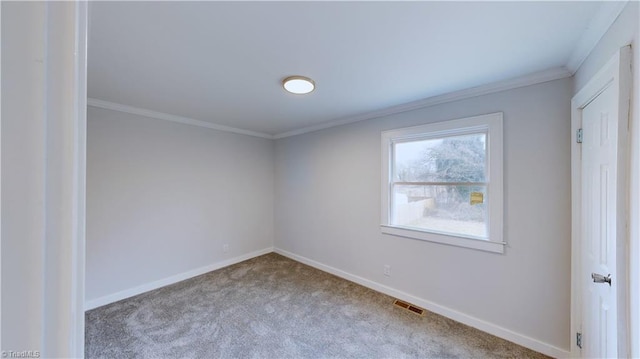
(393, 299, 425, 316)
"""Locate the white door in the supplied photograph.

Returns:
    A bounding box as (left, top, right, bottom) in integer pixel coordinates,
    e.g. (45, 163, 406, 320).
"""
(581, 82, 618, 358)
(572, 46, 631, 358)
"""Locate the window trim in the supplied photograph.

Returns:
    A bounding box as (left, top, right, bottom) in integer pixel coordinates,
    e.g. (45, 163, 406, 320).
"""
(380, 112, 504, 254)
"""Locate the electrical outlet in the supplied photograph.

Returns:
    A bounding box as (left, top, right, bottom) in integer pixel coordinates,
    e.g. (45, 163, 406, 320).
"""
(383, 265, 391, 277)
(223, 244, 229, 253)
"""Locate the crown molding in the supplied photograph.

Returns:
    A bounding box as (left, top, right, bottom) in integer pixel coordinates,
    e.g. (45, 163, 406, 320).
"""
(89, 67, 571, 141)
(566, 0, 628, 74)
(273, 66, 572, 139)
(87, 98, 274, 139)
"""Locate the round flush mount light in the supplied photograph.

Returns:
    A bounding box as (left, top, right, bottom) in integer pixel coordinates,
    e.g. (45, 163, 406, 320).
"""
(282, 76, 315, 95)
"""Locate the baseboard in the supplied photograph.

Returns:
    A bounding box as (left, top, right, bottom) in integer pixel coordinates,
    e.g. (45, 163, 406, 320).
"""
(274, 248, 570, 359)
(84, 247, 274, 311)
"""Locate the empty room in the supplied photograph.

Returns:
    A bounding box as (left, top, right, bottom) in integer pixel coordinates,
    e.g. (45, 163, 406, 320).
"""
(1, 1, 639, 358)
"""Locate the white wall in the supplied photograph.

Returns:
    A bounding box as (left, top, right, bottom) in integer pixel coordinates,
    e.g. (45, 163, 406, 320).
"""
(573, 2, 640, 357)
(86, 107, 274, 303)
(1, 2, 47, 351)
(1, 2, 86, 356)
(43, 2, 87, 355)
(275, 78, 572, 355)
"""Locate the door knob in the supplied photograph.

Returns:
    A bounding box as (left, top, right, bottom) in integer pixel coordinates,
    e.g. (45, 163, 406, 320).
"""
(591, 273, 612, 286)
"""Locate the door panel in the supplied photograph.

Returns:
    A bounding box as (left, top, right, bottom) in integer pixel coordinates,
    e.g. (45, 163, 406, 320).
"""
(581, 83, 617, 358)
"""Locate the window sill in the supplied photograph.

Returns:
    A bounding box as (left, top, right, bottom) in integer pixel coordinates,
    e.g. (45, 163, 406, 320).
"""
(380, 225, 505, 254)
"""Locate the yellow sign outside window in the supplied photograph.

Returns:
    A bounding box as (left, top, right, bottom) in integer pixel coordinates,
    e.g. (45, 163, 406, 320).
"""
(470, 192, 484, 205)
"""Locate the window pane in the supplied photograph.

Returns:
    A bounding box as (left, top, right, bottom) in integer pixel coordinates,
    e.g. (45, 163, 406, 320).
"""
(393, 133, 487, 183)
(391, 184, 488, 238)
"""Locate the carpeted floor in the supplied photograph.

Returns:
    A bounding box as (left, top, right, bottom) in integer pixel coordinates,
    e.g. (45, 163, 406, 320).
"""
(86, 253, 550, 358)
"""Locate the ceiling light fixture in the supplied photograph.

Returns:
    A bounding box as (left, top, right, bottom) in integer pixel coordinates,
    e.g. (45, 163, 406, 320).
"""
(282, 76, 315, 95)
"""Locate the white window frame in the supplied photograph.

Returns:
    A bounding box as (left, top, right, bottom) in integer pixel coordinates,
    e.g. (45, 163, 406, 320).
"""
(381, 112, 504, 253)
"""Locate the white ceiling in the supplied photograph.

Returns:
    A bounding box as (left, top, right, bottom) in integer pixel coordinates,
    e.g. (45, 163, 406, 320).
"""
(88, 1, 619, 137)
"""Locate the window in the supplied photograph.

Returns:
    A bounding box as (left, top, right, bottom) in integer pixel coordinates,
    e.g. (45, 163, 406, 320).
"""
(381, 112, 504, 253)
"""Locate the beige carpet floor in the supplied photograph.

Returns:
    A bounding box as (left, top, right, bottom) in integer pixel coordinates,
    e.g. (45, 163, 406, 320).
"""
(85, 253, 550, 358)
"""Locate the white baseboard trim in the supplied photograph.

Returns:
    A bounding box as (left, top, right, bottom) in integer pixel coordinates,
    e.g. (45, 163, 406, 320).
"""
(274, 248, 570, 359)
(84, 247, 274, 311)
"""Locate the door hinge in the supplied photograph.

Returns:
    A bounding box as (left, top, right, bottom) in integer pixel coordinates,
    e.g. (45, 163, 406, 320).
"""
(576, 128, 583, 144)
(576, 332, 582, 349)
